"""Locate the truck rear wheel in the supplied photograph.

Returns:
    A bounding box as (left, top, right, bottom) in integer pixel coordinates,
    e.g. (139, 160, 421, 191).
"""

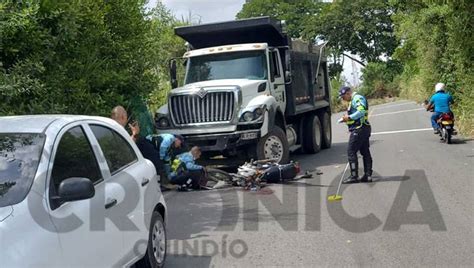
(257, 126, 290, 164)
(303, 114, 322, 154)
(320, 112, 332, 149)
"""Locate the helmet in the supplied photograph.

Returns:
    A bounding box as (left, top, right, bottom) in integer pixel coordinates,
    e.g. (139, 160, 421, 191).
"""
(435, 83, 445, 92)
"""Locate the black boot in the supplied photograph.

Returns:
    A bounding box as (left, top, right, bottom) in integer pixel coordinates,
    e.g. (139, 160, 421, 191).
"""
(361, 156, 373, 183)
(360, 174, 372, 182)
(343, 161, 359, 184)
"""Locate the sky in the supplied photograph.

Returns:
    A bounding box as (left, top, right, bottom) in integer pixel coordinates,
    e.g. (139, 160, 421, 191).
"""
(148, 0, 361, 85)
(150, 0, 246, 23)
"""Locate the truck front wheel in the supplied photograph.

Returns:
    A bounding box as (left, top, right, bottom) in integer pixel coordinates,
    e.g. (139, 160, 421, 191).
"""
(303, 114, 322, 154)
(256, 126, 290, 164)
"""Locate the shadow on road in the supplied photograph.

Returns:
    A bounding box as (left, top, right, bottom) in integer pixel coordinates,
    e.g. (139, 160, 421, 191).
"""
(370, 175, 410, 183)
(449, 138, 473, 145)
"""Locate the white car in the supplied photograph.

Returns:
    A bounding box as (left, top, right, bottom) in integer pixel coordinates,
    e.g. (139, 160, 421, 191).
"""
(0, 115, 167, 267)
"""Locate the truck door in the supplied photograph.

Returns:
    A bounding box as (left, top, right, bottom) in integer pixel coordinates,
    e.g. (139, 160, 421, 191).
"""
(269, 49, 286, 113)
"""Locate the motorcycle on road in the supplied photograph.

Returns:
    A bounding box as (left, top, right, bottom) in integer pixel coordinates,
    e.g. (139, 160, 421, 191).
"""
(424, 100, 456, 144)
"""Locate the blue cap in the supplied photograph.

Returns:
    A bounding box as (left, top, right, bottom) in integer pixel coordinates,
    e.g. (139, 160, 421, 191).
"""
(338, 86, 351, 98)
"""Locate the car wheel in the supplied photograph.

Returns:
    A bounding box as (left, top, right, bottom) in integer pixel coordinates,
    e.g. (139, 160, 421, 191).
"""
(256, 126, 290, 164)
(303, 114, 322, 154)
(140, 211, 166, 268)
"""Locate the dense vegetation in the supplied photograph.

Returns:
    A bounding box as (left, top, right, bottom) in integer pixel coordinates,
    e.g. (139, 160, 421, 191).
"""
(1, 1, 472, 135)
(0, 0, 185, 122)
(238, 0, 473, 135)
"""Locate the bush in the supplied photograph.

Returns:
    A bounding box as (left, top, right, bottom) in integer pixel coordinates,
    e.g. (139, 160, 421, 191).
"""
(0, 0, 185, 123)
(360, 61, 402, 98)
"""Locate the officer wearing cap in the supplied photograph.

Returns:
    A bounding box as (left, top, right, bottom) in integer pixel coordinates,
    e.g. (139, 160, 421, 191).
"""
(146, 133, 185, 190)
(338, 86, 373, 183)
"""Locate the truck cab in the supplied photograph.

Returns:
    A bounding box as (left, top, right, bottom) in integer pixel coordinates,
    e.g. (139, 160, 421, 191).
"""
(155, 17, 332, 164)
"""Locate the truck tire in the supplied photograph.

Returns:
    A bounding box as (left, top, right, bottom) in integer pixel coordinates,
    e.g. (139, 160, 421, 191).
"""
(303, 114, 322, 154)
(257, 126, 290, 164)
(320, 112, 332, 149)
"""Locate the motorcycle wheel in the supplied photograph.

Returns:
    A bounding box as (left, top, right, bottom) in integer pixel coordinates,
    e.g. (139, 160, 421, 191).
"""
(206, 168, 234, 183)
(446, 129, 452, 144)
(442, 128, 449, 144)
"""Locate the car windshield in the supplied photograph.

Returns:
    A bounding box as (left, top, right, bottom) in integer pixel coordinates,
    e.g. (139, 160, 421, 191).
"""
(0, 133, 45, 207)
(185, 50, 268, 84)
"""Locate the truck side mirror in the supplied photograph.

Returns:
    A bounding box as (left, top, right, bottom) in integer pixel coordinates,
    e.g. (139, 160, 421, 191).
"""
(169, 59, 178, 89)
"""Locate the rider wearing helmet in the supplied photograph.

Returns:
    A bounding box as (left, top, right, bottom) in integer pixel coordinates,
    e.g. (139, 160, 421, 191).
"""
(427, 83, 454, 134)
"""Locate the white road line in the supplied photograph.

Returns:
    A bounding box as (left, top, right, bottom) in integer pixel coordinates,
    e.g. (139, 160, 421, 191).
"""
(371, 108, 424, 117)
(372, 101, 417, 109)
(372, 128, 432, 135)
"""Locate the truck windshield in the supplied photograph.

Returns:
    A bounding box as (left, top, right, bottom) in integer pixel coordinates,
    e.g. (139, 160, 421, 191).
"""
(0, 133, 45, 207)
(185, 50, 267, 84)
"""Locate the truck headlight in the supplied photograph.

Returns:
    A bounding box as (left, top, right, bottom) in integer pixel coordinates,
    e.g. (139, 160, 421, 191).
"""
(239, 105, 266, 123)
(242, 111, 254, 122)
(156, 116, 170, 128)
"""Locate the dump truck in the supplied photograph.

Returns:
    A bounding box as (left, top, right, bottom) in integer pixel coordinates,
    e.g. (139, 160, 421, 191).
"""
(155, 17, 332, 164)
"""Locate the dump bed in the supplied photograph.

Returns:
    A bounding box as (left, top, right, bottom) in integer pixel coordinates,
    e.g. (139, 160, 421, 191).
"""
(175, 17, 289, 49)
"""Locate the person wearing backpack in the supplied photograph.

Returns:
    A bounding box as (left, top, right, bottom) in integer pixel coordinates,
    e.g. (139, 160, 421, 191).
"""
(169, 146, 206, 191)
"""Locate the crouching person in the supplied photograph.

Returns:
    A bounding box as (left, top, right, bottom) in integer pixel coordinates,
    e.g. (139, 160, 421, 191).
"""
(170, 146, 206, 191)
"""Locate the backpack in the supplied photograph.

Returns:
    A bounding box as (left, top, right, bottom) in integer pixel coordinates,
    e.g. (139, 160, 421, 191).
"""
(171, 158, 186, 174)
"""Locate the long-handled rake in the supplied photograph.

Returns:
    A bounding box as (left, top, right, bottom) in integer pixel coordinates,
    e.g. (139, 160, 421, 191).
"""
(327, 162, 349, 202)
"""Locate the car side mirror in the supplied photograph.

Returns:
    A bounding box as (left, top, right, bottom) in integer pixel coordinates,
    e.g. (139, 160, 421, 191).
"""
(169, 59, 178, 89)
(57, 177, 95, 202)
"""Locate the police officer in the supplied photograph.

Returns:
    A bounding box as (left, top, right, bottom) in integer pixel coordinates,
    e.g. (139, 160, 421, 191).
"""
(146, 133, 184, 190)
(338, 86, 373, 183)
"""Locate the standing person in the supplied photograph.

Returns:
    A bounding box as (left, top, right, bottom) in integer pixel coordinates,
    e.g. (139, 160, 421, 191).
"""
(111, 106, 140, 142)
(427, 83, 454, 134)
(146, 133, 184, 189)
(111, 106, 172, 189)
(338, 86, 373, 184)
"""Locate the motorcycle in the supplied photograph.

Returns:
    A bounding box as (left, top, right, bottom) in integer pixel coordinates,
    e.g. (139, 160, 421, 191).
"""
(436, 112, 456, 144)
(204, 159, 308, 190)
(424, 100, 456, 144)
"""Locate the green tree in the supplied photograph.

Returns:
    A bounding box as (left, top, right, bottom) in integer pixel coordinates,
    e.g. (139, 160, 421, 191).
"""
(237, 0, 322, 38)
(0, 0, 185, 120)
(303, 0, 398, 64)
(392, 0, 473, 135)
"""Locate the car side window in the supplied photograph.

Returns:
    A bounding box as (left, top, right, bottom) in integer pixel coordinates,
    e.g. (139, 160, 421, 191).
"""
(90, 125, 138, 175)
(51, 126, 102, 192)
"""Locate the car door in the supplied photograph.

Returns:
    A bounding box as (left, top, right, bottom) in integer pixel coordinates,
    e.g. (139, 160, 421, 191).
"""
(88, 123, 156, 260)
(46, 123, 124, 267)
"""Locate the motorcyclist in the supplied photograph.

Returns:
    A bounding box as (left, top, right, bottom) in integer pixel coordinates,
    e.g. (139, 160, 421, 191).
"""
(338, 86, 373, 184)
(427, 83, 454, 134)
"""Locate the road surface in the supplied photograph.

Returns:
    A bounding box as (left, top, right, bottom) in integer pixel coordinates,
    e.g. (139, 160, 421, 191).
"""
(163, 100, 473, 267)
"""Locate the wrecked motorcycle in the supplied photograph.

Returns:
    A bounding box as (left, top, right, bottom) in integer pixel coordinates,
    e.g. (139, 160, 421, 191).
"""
(205, 160, 311, 190)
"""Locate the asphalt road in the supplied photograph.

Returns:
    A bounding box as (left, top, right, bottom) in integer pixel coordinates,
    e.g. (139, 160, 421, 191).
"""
(163, 100, 473, 267)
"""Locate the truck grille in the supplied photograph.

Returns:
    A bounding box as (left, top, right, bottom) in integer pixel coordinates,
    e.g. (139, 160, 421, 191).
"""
(170, 92, 235, 125)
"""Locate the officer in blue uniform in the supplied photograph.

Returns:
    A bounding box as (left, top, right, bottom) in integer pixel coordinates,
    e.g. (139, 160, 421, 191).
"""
(338, 86, 373, 183)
